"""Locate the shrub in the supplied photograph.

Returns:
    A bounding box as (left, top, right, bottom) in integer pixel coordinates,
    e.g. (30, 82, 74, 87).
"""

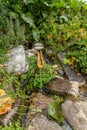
(20, 55, 54, 90)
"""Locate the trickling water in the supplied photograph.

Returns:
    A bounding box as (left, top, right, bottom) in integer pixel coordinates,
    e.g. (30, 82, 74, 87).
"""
(62, 121, 72, 130)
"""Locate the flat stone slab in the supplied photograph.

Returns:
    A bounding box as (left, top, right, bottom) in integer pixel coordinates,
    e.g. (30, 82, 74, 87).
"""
(28, 113, 62, 130)
(45, 78, 79, 97)
(61, 100, 87, 130)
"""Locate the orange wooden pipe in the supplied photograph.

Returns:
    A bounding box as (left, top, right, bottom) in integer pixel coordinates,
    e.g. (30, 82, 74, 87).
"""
(37, 50, 44, 68)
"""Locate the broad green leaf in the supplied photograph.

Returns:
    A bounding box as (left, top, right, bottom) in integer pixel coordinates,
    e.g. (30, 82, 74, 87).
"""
(44, 2, 50, 7)
(23, 0, 35, 5)
(60, 16, 68, 23)
(42, 12, 48, 18)
(32, 28, 40, 41)
(13, 4, 22, 15)
(64, 58, 70, 64)
(51, 1, 65, 8)
(10, 11, 18, 19)
(83, 4, 87, 10)
(21, 13, 35, 27)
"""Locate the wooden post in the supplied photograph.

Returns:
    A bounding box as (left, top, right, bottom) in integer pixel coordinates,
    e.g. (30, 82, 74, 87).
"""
(37, 50, 44, 68)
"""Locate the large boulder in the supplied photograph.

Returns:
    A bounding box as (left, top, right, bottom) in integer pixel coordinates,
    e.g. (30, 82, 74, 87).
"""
(28, 113, 62, 130)
(45, 78, 79, 97)
(61, 100, 87, 130)
(5, 45, 28, 75)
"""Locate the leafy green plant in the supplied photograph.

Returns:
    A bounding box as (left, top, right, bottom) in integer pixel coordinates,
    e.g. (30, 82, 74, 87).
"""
(65, 41, 87, 73)
(20, 55, 54, 90)
(0, 121, 24, 130)
(0, 0, 25, 51)
(0, 67, 25, 99)
(0, 1, 9, 31)
(29, 63, 54, 89)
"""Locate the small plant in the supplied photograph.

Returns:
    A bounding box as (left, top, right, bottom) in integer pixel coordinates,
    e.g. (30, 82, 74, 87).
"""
(47, 96, 64, 125)
(0, 121, 24, 130)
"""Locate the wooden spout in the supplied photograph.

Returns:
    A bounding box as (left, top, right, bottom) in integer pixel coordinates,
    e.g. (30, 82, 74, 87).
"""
(37, 50, 44, 68)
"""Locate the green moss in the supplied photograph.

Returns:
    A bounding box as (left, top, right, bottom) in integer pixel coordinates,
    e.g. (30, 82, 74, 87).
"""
(47, 96, 64, 125)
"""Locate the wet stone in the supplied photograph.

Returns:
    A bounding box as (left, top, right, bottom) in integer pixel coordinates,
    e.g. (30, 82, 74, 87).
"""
(62, 121, 72, 130)
(61, 100, 87, 130)
(45, 78, 79, 97)
(81, 92, 87, 97)
(28, 113, 62, 130)
(79, 92, 87, 101)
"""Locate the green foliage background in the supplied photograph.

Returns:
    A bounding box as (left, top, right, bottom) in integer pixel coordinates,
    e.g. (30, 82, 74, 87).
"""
(0, 0, 87, 72)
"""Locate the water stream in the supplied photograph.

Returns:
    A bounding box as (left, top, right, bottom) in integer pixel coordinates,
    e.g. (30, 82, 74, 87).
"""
(62, 121, 72, 130)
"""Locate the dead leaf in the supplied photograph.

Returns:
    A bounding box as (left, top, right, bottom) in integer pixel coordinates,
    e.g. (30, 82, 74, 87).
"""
(47, 35, 52, 39)
(68, 57, 76, 66)
(0, 64, 5, 68)
(0, 89, 13, 115)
